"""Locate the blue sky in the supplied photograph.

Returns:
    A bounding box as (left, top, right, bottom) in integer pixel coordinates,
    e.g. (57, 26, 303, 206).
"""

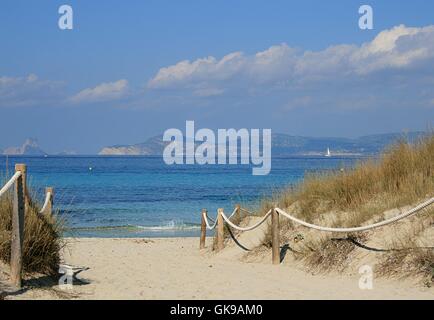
(1, 0, 434, 153)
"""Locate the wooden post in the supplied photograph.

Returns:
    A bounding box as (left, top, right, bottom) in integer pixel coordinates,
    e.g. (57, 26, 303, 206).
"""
(271, 208, 280, 265)
(200, 209, 206, 249)
(216, 208, 224, 251)
(235, 203, 241, 216)
(11, 164, 26, 288)
(45, 187, 54, 215)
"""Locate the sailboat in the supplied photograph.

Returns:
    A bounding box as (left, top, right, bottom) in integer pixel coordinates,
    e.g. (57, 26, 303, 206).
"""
(325, 147, 331, 157)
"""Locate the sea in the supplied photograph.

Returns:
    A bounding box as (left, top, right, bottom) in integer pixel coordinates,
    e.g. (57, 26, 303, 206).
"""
(0, 155, 363, 238)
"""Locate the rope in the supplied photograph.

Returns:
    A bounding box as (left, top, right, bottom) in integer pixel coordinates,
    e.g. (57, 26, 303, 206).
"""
(0, 171, 22, 199)
(203, 211, 217, 229)
(202, 196, 433, 234)
(227, 207, 238, 220)
(202, 207, 239, 230)
(220, 209, 272, 231)
(39, 191, 52, 214)
(275, 196, 434, 233)
(205, 213, 215, 223)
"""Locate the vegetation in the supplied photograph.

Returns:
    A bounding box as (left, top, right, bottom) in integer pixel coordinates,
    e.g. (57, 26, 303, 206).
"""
(0, 188, 63, 277)
(262, 135, 434, 220)
(253, 134, 434, 284)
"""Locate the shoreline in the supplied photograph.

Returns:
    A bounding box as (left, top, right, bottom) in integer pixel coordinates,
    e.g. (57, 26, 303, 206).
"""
(63, 228, 203, 239)
(6, 237, 433, 300)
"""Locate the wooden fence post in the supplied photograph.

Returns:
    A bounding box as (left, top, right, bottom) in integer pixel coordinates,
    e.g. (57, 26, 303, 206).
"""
(235, 204, 241, 216)
(200, 208, 207, 249)
(271, 208, 280, 265)
(45, 187, 54, 215)
(216, 208, 224, 251)
(11, 164, 26, 288)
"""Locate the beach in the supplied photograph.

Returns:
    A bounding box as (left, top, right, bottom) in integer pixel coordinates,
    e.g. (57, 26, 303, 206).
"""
(2, 0, 434, 307)
(7, 237, 432, 300)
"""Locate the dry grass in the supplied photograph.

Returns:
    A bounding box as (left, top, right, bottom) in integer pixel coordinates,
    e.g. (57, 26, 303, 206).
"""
(261, 135, 434, 224)
(378, 246, 434, 287)
(302, 233, 369, 273)
(251, 134, 434, 282)
(0, 190, 63, 277)
(376, 208, 434, 285)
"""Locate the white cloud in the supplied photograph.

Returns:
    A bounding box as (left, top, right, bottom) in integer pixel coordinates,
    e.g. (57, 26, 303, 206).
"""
(0, 74, 63, 107)
(148, 24, 434, 90)
(148, 52, 245, 89)
(70, 79, 129, 103)
(352, 25, 434, 74)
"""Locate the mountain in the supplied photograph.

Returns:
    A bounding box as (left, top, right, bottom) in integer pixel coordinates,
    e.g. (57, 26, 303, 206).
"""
(98, 131, 427, 156)
(99, 136, 168, 155)
(3, 138, 47, 156)
(270, 132, 425, 155)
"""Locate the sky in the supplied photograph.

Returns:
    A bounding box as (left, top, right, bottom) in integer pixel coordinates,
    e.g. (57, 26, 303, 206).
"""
(1, 0, 434, 154)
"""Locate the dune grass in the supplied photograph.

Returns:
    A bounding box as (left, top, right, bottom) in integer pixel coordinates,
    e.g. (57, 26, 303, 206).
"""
(250, 133, 434, 283)
(376, 209, 434, 286)
(0, 188, 63, 277)
(261, 134, 434, 223)
(378, 245, 434, 288)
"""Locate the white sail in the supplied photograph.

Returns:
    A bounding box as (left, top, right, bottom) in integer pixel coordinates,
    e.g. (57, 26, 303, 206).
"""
(325, 148, 331, 157)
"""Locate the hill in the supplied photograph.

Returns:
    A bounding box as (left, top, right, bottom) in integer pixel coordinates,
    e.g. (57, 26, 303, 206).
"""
(2, 138, 47, 156)
(98, 131, 427, 156)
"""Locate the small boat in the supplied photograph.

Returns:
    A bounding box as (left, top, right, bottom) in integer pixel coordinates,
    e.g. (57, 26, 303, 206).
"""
(325, 148, 331, 157)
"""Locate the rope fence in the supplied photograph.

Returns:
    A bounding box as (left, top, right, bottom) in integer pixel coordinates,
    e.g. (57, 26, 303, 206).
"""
(0, 171, 22, 199)
(0, 164, 55, 288)
(199, 196, 434, 264)
(220, 210, 272, 232)
(2, 163, 433, 281)
(39, 188, 54, 215)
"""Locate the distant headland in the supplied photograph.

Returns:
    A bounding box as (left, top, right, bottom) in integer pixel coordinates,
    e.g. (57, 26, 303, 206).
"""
(1, 131, 427, 156)
(98, 131, 427, 156)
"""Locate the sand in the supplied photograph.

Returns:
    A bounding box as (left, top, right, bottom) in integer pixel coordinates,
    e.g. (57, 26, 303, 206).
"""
(4, 237, 433, 300)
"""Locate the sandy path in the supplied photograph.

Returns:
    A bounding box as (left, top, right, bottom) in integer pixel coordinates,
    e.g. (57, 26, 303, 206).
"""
(9, 237, 434, 300)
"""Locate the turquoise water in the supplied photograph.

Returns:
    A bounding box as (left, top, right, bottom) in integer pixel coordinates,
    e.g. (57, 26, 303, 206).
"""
(0, 156, 362, 237)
